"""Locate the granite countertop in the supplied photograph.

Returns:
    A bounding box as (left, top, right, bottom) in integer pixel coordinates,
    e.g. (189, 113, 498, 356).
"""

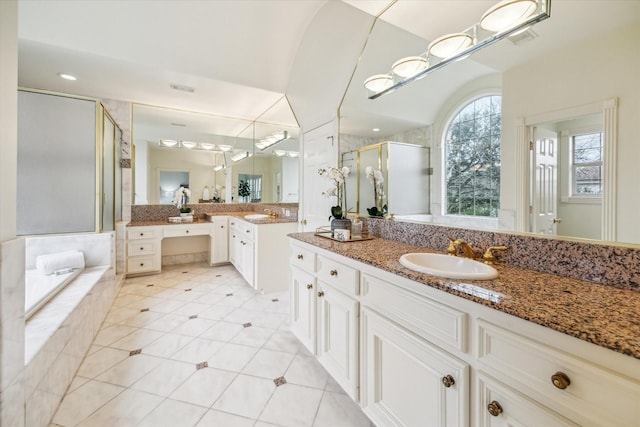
(289, 232, 640, 360)
(128, 212, 297, 227)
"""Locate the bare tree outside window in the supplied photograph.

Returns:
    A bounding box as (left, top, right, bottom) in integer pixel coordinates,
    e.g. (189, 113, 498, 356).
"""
(445, 95, 501, 217)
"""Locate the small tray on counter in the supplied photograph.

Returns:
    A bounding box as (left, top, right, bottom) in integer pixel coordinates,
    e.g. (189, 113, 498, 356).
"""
(314, 228, 374, 242)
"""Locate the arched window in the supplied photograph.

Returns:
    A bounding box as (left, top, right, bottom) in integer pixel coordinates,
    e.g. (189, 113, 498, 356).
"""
(444, 95, 501, 217)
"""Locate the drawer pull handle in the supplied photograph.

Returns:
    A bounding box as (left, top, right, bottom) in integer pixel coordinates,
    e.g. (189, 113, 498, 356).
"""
(551, 372, 571, 390)
(306, 284, 313, 290)
(330, 270, 338, 276)
(487, 401, 503, 417)
(441, 375, 455, 388)
(297, 254, 304, 260)
(317, 291, 325, 297)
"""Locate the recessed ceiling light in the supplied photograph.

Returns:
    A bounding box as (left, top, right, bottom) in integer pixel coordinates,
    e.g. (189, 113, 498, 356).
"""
(58, 73, 77, 81)
(372, 128, 380, 132)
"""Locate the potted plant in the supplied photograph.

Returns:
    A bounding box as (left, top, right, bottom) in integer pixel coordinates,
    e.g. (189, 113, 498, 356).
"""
(238, 180, 251, 202)
(319, 165, 352, 232)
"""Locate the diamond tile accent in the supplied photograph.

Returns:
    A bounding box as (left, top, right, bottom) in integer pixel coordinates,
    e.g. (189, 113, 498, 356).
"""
(273, 376, 287, 387)
(185, 288, 192, 292)
(140, 308, 150, 312)
(182, 271, 188, 274)
(129, 349, 142, 356)
(216, 274, 222, 277)
(146, 284, 154, 287)
(196, 361, 208, 370)
(226, 293, 233, 297)
(189, 315, 198, 320)
(271, 299, 279, 302)
(242, 323, 252, 328)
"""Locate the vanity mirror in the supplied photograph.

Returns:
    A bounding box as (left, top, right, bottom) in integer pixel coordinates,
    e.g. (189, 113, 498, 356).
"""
(339, 1, 640, 244)
(132, 97, 300, 206)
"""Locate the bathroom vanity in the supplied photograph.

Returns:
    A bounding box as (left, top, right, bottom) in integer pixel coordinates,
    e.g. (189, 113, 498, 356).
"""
(289, 234, 640, 427)
(127, 214, 296, 293)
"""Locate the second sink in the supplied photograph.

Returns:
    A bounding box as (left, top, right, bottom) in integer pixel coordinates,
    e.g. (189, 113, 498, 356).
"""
(399, 253, 498, 280)
(244, 214, 270, 220)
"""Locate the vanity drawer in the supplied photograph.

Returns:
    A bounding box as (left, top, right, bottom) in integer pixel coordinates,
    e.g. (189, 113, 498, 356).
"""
(290, 243, 316, 273)
(317, 255, 359, 296)
(477, 320, 639, 426)
(127, 241, 158, 256)
(127, 255, 160, 274)
(361, 273, 467, 352)
(238, 221, 255, 238)
(163, 224, 211, 238)
(127, 227, 161, 240)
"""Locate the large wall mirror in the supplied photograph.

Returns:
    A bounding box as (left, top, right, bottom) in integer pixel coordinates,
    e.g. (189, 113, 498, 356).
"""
(132, 97, 300, 206)
(339, 1, 640, 245)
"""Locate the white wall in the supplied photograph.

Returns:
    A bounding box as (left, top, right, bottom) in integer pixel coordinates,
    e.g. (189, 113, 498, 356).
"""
(502, 23, 640, 244)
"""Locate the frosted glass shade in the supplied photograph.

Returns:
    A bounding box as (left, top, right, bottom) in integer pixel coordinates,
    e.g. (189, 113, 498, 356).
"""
(392, 56, 428, 78)
(480, 0, 538, 32)
(428, 33, 474, 59)
(364, 74, 394, 93)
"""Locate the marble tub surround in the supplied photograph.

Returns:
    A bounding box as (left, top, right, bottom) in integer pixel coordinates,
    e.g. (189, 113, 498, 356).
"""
(363, 217, 640, 292)
(131, 202, 298, 223)
(25, 232, 114, 270)
(289, 233, 640, 359)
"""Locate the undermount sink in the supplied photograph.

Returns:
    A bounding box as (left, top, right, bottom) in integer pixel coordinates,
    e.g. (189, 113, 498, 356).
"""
(244, 214, 270, 220)
(399, 253, 498, 280)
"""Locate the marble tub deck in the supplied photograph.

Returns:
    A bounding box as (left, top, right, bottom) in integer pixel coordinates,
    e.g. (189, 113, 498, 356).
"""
(289, 233, 640, 360)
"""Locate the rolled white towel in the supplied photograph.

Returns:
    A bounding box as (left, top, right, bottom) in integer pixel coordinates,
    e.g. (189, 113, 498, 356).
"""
(36, 250, 85, 275)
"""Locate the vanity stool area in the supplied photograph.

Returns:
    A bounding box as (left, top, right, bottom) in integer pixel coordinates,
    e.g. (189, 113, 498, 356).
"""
(126, 212, 297, 294)
(288, 229, 640, 427)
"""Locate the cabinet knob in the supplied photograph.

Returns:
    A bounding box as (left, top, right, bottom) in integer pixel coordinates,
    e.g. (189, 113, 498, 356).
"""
(306, 284, 313, 290)
(487, 401, 503, 417)
(140, 247, 144, 251)
(246, 229, 250, 233)
(186, 230, 189, 234)
(220, 225, 224, 228)
(139, 233, 144, 237)
(441, 375, 455, 388)
(297, 254, 304, 260)
(330, 269, 338, 276)
(551, 372, 571, 390)
(139, 262, 144, 267)
(317, 291, 325, 297)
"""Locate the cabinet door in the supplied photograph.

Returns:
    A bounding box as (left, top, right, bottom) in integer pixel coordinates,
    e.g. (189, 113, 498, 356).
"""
(210, 218, 228, 264)
(476, 372, 578, 427)
(361, 308, 469, 427)
(229, 228, 239, 266)
(242, 238, 255, 288)
(317, 281, 359, 400)
(290, 267, 316, 354)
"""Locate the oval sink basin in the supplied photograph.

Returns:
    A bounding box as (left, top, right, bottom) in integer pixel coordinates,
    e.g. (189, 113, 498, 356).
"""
(244, 214, 270, 220)
(399, 253, 498, 280)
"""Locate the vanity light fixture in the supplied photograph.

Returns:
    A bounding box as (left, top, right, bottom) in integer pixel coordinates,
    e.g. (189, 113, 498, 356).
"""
(364, 74, 394, 93)
(372, 128, 380, 132)
(274, 150, 286, 157)
(218, 145, 232, 152)
(428, 33, 474, 59)
(365, 0, 550, 99)
(256, 130, 289, 151)
(480, 0, 538, 32)
(181, 141, 197, 149)
(287, 151, 299, 158)
(160, 139, 178, 147)
(213, 165, 225, 171)
(199, 143, 215, 150)
(57, 73, 77, 81)
(392, 56, 429, 78)
(231, 151, 251, 162)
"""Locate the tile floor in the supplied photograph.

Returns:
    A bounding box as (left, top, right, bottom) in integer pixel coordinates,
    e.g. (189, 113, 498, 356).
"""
(49, 263, 374, 427)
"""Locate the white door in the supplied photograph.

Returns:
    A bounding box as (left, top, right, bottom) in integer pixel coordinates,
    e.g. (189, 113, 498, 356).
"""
(301, 121, 338, 232)
(361, 308, 469, 427)
(290, 266, 316, 354)
(531, 127, 559, 235)
(316, 281, 359, 401)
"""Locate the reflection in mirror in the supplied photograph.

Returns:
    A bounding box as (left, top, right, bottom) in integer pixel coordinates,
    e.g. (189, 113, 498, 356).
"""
(132, 98, 299, 206)
(159, 171, 189, 204)
(339, 1, 640, 244)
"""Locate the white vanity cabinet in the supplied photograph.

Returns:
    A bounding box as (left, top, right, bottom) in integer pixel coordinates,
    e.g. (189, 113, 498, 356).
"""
(288, 238, 640, 427)
(127, 226, 162, 274)
(229, 219, 255, 286)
